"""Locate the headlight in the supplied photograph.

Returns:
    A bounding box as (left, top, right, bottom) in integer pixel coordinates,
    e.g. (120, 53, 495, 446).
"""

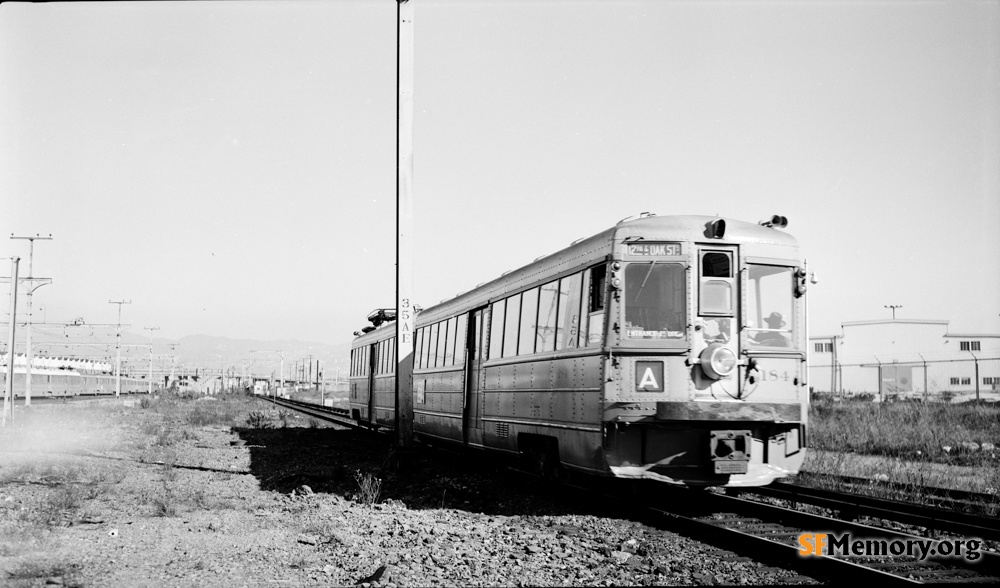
(699, 344, 736, 379)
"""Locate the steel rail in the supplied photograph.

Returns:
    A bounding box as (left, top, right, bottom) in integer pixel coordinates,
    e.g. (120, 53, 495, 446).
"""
(734, 482, 1000, 542)
(669, 490, 1000, 584)
(795, 472, 998, 508)
(264, 396, 357, 429)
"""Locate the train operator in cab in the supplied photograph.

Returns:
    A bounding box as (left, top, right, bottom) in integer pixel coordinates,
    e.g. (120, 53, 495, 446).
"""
(753, 312, 789, 347)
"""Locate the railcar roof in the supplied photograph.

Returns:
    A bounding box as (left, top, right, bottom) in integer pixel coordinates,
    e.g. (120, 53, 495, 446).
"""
(352, 214, 798, 342)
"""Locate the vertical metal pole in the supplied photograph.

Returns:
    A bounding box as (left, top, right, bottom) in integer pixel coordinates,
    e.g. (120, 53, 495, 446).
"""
(3, 257, 19, 428)
(971, 352, 980, 402)
(918, 353, 928, 402)
(108, 300, 131, 397)
(24, 242, 33, 407)
(12, 234, 52, 408)
(145, 326, 159, 394)
(830, 336, 837, 398)
(395, 0, 415, 449)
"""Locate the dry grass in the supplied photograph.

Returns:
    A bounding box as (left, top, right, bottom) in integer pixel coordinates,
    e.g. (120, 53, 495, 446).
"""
(803, 398, 1000, 515)
(809, 398, 999, 466)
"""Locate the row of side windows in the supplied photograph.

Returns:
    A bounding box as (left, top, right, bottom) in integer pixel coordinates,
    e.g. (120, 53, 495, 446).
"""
(350, 337, 401, 377)
(960, 341, 981, 351)
(488, 264, 606, 360)
(414, 314, 468, 370)
(352, 264, 608, 374)
(350, 345, 369, 377)
(953, 377, 1000, 386)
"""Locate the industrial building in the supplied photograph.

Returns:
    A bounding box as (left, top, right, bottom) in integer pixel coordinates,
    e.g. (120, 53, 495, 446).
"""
(809, 319, 1000, 401)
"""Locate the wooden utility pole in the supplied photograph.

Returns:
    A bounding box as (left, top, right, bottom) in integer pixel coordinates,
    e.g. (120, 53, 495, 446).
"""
(395, 0, 415, 449)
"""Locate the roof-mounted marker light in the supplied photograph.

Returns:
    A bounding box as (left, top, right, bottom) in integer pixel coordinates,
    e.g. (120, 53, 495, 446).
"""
(704, 219, 726, 239)
(759, 215, 788, 228)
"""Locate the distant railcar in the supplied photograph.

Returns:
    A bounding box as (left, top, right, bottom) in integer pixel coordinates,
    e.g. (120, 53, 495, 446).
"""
(1, 367, 148, 398)
(350, 214, 808, 487)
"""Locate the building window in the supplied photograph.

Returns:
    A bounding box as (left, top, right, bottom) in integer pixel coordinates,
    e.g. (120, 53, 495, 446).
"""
(962, 378, 971, 385)
(985, 377, 1000, 385)
(959, 341, 981, 351)
(950, 377, 959, 385)
(814, 342, 833, 353)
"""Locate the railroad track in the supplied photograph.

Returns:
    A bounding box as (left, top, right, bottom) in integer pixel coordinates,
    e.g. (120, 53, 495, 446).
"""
(734, 481, 1000, 543)
(792, 472, 999, 517)
(264, 395, 357, 429)
(637, 486, 1000, 584)
(265, 396, 999, 583)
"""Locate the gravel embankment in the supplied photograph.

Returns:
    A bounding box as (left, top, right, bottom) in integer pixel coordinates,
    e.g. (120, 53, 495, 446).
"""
(0, 397, 817, 586)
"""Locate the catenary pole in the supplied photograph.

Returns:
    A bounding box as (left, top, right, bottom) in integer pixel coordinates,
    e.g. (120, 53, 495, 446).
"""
(109, 300, 131, 397)
(10, 234, 53, 407)
(144, 327, 159, 394)
(395, 0, 415, 450)
(3, 257, 19, 428)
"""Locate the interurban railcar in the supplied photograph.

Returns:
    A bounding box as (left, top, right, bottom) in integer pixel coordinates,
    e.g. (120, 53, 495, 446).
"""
(1, 367, 148, 397)
(350, 214, 808, 486)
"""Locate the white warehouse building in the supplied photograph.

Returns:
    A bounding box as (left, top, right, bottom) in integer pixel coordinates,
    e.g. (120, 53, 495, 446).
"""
(809, 319, 1000, 402)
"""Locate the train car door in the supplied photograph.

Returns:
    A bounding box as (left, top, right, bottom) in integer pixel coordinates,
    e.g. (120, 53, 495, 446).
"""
(367, 343, 378, 424)
(463, 306, 487, 447)
(696, 246, 741, 395)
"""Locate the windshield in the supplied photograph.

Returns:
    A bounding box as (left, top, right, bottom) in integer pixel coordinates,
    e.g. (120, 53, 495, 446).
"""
(623, 262, 686, 339)
(745, 265, 794, 348)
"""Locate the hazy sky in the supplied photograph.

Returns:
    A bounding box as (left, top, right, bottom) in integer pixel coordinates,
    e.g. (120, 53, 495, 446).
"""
(3, 0, 999, 347)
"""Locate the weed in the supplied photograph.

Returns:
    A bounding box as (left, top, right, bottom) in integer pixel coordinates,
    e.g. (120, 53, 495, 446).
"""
(140, 397, 154, 409)
(153, 486, 177, 517)
(246, 411, 272, 429)
(161, 459, 178, 483)
(308, 418, 320, 429)
(353, 470, 382, 508)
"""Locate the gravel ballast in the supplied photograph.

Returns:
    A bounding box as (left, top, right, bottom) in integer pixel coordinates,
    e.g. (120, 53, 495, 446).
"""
(0, 396, 817, 586)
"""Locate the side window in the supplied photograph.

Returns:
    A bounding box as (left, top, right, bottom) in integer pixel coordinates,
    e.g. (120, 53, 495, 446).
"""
(556, 273, 583, 350)
(586, 264, 607, 346)
(420, 326, 432, 369)
(428, 322, 440, 368)
(442, 317, 455, 366)
(537, 280, 559, 353)
(489, 301, 505, 360)
(454, 314, 468, 366)
(414, 328, 424, 369)
(589, 264, 607, 313)
(503, 293, 522, 358)
(518, 287, 539, 356)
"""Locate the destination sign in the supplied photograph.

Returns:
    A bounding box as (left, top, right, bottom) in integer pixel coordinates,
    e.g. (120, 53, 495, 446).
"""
(626, 243, 681, 256)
